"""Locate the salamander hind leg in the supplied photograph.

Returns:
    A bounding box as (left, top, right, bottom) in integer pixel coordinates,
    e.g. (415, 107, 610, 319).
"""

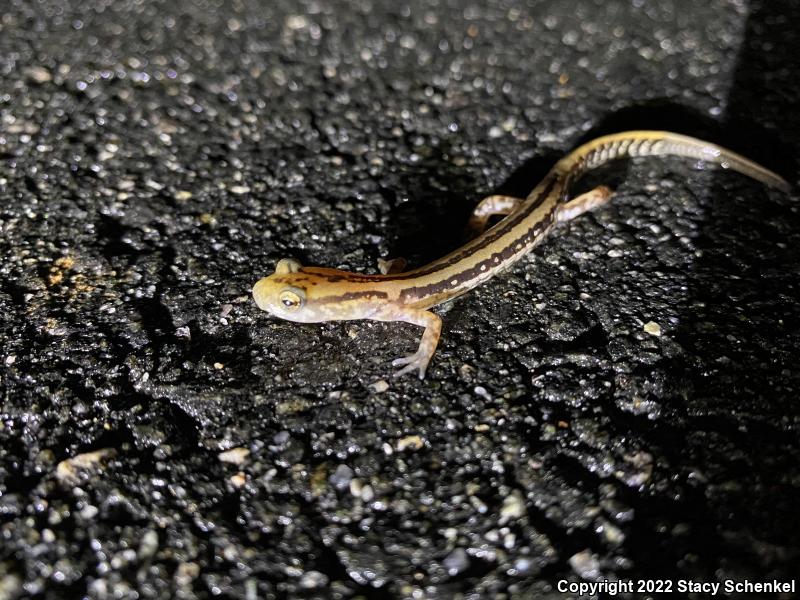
(465, 194, 523, 238)
(556, 185, 614, 223)
(382, 307, 442, 379)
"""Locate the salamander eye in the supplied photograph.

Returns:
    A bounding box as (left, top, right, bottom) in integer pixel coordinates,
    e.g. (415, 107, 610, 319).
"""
(278, 289, 304, 310)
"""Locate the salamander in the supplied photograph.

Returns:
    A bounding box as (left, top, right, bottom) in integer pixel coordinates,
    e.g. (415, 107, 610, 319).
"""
(253, 130, 790, 379)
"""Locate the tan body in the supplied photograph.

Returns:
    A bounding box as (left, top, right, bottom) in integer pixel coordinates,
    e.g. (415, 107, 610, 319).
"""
(253, 131, 789, 378)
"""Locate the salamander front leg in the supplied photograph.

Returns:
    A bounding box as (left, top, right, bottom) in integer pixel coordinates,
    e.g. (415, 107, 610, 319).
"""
(377, 257, 408, 275)
(386, 308, 442, 379)
(465, 194, 523, 238)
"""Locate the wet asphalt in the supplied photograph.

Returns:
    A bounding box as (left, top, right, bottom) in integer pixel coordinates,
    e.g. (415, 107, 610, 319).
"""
(1, 0, 799, 598)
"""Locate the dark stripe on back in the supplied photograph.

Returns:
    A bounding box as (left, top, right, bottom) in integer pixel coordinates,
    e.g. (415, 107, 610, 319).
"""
(408, 174, 561, 275)
(399, 205, 558, 303)
(317, 290, 389, 304)
(319, 174, 561, 285)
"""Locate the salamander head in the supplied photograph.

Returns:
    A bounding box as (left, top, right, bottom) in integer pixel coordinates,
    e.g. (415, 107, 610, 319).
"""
(252, 258, 326, 323)
(254, 258, 390, 323)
